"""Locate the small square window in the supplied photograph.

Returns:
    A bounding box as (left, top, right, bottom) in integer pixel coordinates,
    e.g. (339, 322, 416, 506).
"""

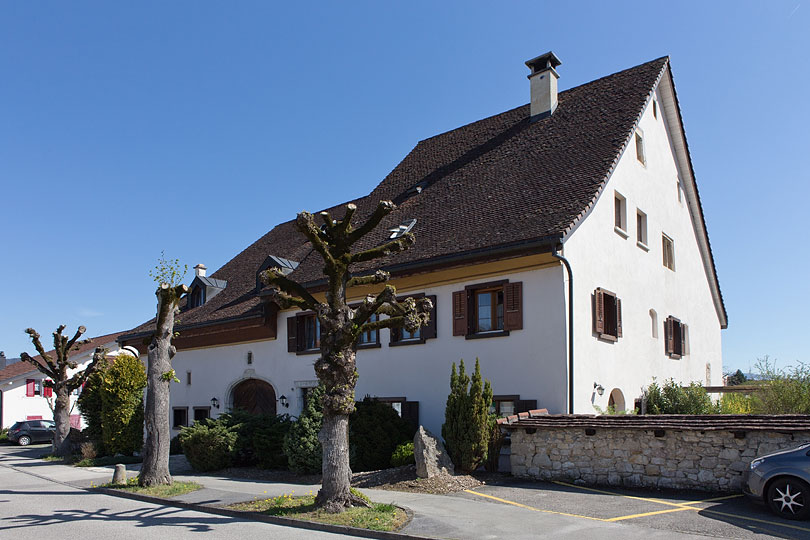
(635, 130, 646, 165)
(662, 234, 675, 271)
(303, 315, 320, 350)
(193, 407, 210, 423)
(614, 192, 627, 237)
(474, 288, 504, 333)
(636, 210, 648, 248)
(172, 407, 188, 429)
(357, 313, 380, 346)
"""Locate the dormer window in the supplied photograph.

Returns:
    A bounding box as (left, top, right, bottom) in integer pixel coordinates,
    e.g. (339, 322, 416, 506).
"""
(388, 219, 417, 239)
(257, 255, 299, 290)
(189, 286, 205, 308)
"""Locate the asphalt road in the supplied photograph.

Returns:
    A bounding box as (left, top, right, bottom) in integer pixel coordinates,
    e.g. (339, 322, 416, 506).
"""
(0, 447, 365, 540)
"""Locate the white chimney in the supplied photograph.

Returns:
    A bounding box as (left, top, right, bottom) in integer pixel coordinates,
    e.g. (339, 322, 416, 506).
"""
(194, 263, 207, 278)
(525, 52, 562, 119)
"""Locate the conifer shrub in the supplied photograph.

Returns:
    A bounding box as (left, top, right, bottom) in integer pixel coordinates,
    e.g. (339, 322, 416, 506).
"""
(77, 365, 105, 451)
(390, 441, 415, 467)
(442, 358, 493, 473)
(219, 409, 292, 469)
(349, 397, 414, 472)
(101, 355, 147, 455)
(283, 385, 324, 474)
(484, 415, 505, 472)
(179, 421, 237, 472)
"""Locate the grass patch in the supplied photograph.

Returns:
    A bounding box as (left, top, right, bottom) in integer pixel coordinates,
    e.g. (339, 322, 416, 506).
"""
(228, 489, 407, 532)
(100, 477, 202, 498)
(75, 455, 142, 467)
(40, 454, 66, 462)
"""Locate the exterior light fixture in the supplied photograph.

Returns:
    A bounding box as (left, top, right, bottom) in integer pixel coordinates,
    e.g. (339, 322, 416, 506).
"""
(593, 382, 605, 396)
(279, 395, 289, 408)
(211, 397, 220, 409)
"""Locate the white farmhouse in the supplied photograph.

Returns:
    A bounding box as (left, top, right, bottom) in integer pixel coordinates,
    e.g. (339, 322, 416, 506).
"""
(119, 53, 726, 436)
(0, 332, 122, 430)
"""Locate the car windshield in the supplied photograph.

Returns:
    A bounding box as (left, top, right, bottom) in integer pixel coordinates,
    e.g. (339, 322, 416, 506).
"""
(10, 422, 23, 430)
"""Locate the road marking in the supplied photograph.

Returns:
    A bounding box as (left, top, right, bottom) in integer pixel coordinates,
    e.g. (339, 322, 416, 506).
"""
(678, 493, 743, 505)
(698, 508, 810, 534)
(463, 489, 607, 522)
(604, 507, 694, 521)
(552, 481, 686, 508)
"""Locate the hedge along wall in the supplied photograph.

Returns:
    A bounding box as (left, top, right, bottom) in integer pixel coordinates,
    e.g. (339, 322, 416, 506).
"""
(502, 414, 810, 492)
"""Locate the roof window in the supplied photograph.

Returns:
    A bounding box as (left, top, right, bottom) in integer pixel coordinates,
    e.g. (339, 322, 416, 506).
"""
(388, 219, 417, 239)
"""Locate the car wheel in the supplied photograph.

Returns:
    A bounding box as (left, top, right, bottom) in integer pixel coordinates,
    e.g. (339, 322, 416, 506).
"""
(767, 477, 810, 520)
(17, 435, 31, 446)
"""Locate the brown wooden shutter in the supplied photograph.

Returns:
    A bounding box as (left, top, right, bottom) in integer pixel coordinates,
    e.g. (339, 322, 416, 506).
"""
(389, 325, 400, 344)
(594, 289, 605, 336)
(504, 282, 523, 331)
(287, 316, 298, 352)
(452, 290, 468, 336)
(422, 295, 437, 339)
(616, 298, 623, 338)
(665, 317, 674, 356)
(401, 401, 419, 430)
(515, 399, 537, 414)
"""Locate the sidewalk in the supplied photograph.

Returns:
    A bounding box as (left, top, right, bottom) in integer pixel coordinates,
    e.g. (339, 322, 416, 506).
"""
(1, 448, 709, 540)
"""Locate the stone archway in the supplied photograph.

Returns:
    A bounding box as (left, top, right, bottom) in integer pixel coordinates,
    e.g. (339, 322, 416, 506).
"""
(231, 378, 277, 416)
(607, 388, 625, 412)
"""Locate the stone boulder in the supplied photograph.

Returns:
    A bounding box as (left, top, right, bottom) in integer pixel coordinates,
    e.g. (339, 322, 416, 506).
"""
(414, 426, 454, 478)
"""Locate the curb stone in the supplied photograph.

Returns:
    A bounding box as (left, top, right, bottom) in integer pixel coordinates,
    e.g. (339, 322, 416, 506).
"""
(93, 487, 435, 540)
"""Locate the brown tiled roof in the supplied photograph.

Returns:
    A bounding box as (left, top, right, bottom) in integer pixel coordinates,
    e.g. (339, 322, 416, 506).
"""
(123, 56, 723, 339)
(499, 414, 810, 432)
(0, 331, 123, 382)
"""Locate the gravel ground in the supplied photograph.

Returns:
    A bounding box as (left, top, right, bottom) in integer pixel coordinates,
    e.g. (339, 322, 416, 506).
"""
(213, 465, 496, 495)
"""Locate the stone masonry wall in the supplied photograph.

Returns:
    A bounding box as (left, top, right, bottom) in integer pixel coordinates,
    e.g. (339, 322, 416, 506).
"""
(510, 427, 810, 492)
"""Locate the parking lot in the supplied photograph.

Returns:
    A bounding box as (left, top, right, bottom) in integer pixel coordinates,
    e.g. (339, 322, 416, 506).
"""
(461, 478, 810, 539)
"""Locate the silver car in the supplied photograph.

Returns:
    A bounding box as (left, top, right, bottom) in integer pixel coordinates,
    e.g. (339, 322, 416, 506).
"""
(745, 442, 810, 520)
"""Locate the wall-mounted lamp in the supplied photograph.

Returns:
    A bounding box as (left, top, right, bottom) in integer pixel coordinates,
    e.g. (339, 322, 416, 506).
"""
(247, 351, 253, 365)
(211, 397, 220, 409)
(593, 382, 605, 396)
(279, 395, 289, 408)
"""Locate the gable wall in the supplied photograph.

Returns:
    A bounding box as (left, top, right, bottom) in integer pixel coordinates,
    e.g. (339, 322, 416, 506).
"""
(563, 84, 723, 413)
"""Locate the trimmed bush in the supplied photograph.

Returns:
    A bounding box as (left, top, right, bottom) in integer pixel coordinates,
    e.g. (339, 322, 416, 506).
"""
(718, 392, 754, 414)
(0, 428, 8, 444)
(390, 442, 415, 467)
(484, 416, 505, 472)
(217, 409, 292, 469)
(170, 434, 183, 455)
(284, 385, 324, 474)
(179, 421, 237, 472)
(442, 358, 493, 473)
(77, 366, 105, 449)
(644, 378, 714, 415)
(751, 358, 810, 414)
(349, 397, 415, 472)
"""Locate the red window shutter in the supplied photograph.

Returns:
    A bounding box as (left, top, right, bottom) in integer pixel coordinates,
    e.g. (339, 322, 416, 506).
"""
(287, 316, 298, 353)
(682, 324, 690, 355)
(43, 384, 53, 398)
(594, 289, 605, 336)
(422, 295, 437, 339)
(504, 282, 523, 331)
(665, 317, 674, 356)
(452, 290, 468, 336)
(616, 298, 623, 338)
(26, 379, 35, 397)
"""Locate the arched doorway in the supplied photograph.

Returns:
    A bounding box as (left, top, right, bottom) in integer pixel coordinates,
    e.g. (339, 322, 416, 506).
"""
(607, 388, 625, 412)
(231, 379, 277, 415)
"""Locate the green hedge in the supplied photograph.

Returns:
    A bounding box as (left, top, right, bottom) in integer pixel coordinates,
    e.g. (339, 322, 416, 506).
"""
(283, 385, 324, 474)
(350, 397, 415, 472)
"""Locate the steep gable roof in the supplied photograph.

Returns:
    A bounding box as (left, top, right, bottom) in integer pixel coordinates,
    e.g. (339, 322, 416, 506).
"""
(123, 56, 726, 338)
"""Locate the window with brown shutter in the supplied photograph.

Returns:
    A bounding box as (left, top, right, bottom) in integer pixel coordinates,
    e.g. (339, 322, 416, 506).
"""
(390, 294, 436, 346)
(593, 288, 622, 341)
(454, 280, 522, 339)
(288, 313, 321, 354)
(664, 316, 686, 358)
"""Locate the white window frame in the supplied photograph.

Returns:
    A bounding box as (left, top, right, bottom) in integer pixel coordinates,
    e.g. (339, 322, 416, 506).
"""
(636, 209, 648, 250)
(614, 191, 628, 238)
(635, 129, 646, 166)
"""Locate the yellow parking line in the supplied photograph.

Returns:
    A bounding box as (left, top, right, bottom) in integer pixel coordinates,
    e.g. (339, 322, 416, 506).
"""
(552, 481, 685, 508)
(605, 507, 694, 522)
(678, 493, 743, 505)
(699, 508, 810, 533)
(463, 489, 607, 522)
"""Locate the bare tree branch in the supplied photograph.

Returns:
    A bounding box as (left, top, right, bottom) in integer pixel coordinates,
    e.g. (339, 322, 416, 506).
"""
(347, 270, 390, 289)
(359, 316, 406, 333)
(334, 203, 357, 236)
(352, 286, 397, 327)
(350, 233, 414, 264)
(296, 211, 337, 267)
(265, 289, 315, 311)
(262, 267, 319, 309)
(346, 200, 396, 246)
(23, 328, 57, 374)
(20, 352, 56, 380)
(65, 325, 87, 352)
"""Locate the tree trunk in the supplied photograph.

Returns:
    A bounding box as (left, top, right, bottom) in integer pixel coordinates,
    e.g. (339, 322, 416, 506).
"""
(140, 284, 182, 486)
(52, 386, 72, 456)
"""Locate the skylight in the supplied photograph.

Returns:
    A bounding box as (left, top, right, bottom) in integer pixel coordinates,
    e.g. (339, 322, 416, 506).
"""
(388, 219, 417, 239)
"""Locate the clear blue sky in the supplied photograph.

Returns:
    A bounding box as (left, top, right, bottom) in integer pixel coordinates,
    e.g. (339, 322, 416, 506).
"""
(1, 1, 807, 375)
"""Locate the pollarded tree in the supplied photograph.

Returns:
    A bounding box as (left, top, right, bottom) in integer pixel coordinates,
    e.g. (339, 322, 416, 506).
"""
(20, 325, 106, 455)
(263, 201, 431, 513)
(140, 255, 188, 486)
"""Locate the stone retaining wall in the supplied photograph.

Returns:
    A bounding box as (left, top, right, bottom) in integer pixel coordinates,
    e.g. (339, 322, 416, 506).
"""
(510, 425, 810, 492)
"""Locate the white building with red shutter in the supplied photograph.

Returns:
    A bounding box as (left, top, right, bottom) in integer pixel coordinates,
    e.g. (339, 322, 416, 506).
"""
(0, 332, 121, 430)
(120, 52, 727, 436)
